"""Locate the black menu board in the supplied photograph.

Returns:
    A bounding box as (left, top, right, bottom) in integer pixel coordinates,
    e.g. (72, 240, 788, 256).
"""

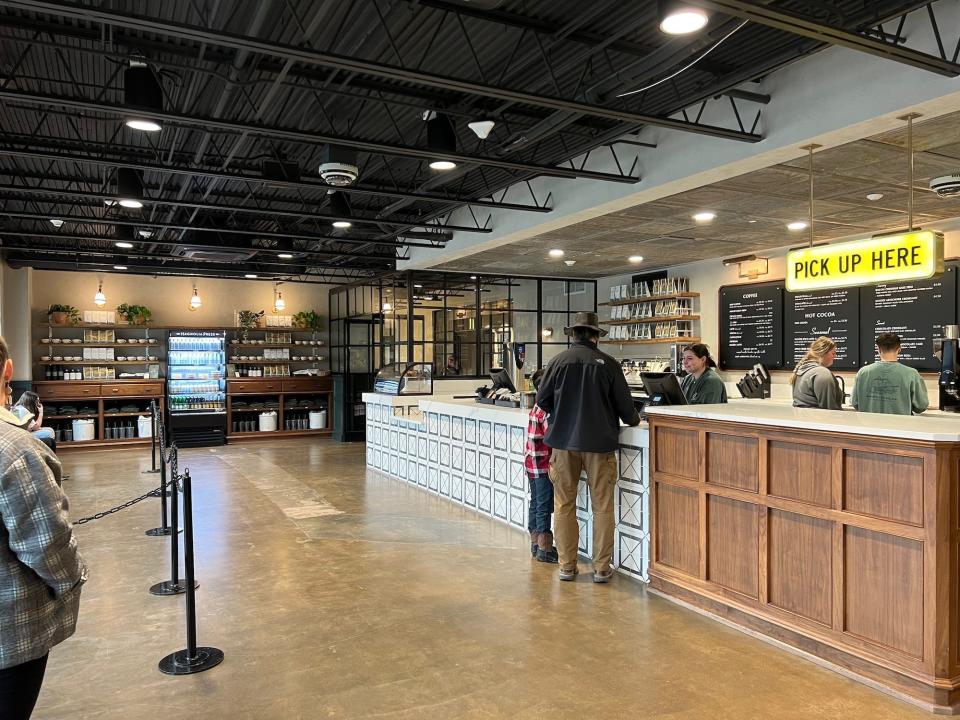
(784, 288, 860, 370)
(858, 266, 956, 371)
(719, 282, 783, 370)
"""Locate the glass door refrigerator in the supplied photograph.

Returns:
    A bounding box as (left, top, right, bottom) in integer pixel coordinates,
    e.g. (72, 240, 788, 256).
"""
(167, 330, 227, 447)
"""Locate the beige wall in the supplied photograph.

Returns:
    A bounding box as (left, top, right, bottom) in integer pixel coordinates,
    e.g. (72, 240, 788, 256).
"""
(31, 270, 332, 329)
(2, 265, 33, 380)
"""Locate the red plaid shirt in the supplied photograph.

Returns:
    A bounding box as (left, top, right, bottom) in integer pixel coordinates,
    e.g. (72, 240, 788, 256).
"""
(524, 405, 550, 478)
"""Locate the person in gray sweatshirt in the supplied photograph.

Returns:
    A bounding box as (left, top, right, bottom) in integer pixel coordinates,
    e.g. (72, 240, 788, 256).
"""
(792, 336, 844, 410)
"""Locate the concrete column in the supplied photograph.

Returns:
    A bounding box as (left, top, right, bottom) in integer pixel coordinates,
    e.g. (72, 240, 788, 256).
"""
(1, 263, 33, 383)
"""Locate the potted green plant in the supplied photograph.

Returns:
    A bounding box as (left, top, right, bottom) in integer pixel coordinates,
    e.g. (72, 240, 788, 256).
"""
(116, 303, 152, 325)
(238, 310, 265, 341)
(292, 310, 323, 331)
(47, 304, 81, 326)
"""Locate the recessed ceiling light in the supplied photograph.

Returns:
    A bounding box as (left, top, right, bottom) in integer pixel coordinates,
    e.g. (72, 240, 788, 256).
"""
(113, 265, 127, 270)
(115, 241, 134, 249)
(332, 220, 352, 229)
(414, 284, 423, 288)
(548, 249, 565, 258)
(692, 211, 716, 223)
(787, 221, 808, 231)
(469, 275, 477, 280)
(125, 119, 162, 133)
(429, 160, 457, 171)
(49, 218, 64, 228)
(659, 3, 709, 34)
(866, 192, 884, 201)
(137, 229, 153, 238)
(747, 219, 758, 223)
(245, 274, 258, 279)
(629, 255, 644, 263)
(278, 253, 293, 259)
(118, 199, 143, 209)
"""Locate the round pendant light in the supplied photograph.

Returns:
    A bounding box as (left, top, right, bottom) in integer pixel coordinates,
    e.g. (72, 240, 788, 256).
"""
(93, 281, 106, 307)
(658, 0, 709, 34)
(189, 285, 202, 311)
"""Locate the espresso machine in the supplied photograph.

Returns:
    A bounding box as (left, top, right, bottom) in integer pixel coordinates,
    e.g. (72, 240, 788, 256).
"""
(939, 325, 960, 412)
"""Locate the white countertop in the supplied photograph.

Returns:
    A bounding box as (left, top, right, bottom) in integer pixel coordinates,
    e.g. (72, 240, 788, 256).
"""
(646, 402, 960, 442)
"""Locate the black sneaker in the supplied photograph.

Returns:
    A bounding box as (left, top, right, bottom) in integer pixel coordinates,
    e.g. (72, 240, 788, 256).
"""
(536, 547, 559, 564)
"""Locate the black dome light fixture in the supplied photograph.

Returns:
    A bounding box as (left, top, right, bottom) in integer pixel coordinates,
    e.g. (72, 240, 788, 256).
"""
(115, 168, 145, 209)
(658, 0, 709, 34)
(328, 191, 352, 229)
(123, 60, 163, 133)
(425, 112, 457, 171)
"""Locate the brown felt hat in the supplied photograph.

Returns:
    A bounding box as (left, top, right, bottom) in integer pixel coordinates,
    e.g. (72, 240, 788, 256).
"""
(563, 311, 608, 337)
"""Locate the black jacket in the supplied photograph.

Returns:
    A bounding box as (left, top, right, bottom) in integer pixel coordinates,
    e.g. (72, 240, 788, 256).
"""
(536, 341, 641, 453)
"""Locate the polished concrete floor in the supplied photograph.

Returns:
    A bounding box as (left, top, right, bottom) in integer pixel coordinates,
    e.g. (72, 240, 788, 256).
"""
(34, 438, 929, 719)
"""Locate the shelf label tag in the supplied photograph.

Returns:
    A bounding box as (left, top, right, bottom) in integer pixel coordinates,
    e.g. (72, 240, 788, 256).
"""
(786, 231, 944, 291)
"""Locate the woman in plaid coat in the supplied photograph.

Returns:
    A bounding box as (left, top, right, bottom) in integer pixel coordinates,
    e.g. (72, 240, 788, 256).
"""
(0, 337, 86, 719)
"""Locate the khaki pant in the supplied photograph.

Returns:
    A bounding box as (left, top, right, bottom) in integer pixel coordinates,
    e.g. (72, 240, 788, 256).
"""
(549, 449, 618, 573)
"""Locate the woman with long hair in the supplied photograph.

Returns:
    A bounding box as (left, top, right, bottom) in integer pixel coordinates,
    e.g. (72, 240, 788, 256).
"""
(791, 336, 844, 410)
(680, 343, 727, 404)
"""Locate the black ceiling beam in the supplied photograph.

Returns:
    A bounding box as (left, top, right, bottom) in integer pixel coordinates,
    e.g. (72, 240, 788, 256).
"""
(0, 211, 450, 249)
(2, 252, 374, 284)
(691, 0, 960, 76)
(0, 89, 641, 183)
(3, 232, 400, 263)
(0, 147, 551, 213)
(0, 184, 492, 234)
(5, 0, 761, 142)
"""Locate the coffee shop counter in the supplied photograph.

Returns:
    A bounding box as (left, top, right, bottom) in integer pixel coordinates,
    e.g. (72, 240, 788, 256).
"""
(362, 393, 650, 580)
(644, 402, 960, 712)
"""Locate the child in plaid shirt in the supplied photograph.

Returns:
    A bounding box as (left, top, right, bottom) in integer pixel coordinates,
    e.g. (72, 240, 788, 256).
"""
(525, 369, 557, 563)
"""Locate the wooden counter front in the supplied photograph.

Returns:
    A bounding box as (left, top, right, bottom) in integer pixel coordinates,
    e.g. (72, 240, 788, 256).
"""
(647, 413, 960, 713)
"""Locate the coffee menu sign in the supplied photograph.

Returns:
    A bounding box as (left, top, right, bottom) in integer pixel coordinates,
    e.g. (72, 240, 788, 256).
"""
(786, 231, 944, 292)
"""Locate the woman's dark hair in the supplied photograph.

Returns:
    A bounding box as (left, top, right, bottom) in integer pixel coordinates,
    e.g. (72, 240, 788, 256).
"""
(15, 390, 40, 416)
(684, 343, 717, 368)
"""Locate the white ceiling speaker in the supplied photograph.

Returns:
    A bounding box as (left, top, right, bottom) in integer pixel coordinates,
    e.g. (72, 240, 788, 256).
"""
(467, 119, 496, 139)
(930, 175, 960, 198)
(319, 145, 358, 186)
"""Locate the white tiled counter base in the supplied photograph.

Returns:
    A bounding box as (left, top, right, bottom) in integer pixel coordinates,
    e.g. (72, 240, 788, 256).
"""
(363, 396, 650, 581)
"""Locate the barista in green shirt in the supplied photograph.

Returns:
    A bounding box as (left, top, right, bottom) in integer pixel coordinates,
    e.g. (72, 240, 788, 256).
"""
(852, 332, 928, 415)
(680, 343, 728, 404)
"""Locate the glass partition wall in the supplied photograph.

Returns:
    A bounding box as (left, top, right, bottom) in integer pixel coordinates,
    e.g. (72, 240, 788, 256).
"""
(330, 271, 597, 381)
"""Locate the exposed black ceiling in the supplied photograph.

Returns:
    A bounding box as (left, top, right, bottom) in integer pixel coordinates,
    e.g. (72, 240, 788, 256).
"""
(0, 0, 951, 283)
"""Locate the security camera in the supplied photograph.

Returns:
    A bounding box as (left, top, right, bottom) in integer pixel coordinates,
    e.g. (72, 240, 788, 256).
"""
(930, 174, 960, 198)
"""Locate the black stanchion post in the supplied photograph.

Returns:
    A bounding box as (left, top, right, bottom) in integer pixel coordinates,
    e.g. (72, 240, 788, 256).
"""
(142, 400, 160, 475)
(144, 414, 171, 537)
(150, 446, 197, 596)
(159, 469, 224, 675)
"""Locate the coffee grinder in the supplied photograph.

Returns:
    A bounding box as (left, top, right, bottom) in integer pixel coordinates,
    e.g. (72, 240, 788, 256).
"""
(939, 324, 960, 412)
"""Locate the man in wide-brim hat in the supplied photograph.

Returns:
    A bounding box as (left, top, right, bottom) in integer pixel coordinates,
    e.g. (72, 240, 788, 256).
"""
(535, 311, 640, 584)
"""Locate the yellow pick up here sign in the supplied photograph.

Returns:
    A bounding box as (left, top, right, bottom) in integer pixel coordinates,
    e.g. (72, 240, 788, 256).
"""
(786, 231, 944, 291)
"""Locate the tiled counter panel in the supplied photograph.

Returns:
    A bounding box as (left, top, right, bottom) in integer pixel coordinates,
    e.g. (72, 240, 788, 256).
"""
(363, 396, 650, 581)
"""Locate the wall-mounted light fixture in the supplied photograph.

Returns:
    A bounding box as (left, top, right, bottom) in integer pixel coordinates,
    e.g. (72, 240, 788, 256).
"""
(93, 279, 106, 307)
(542, 326, 554, 338)
(723, 253, 769, 280)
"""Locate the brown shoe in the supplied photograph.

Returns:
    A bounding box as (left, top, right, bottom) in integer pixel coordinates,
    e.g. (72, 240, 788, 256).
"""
(559, 566, 578, 582)
(529, 531, 539, 558)
(536, 531, 558, 563)
(593, 568, 614, 584)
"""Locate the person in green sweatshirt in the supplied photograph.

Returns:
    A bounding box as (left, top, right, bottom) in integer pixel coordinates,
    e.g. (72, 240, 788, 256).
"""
(852, 332, 928, 415)
(680, 343, 727, 404)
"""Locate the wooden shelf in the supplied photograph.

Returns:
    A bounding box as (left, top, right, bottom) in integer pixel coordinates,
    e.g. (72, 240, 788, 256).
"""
(39, 342, 160, 348)
(605, 314, 699, 326)
(228, 343, 324, 349)
(46, 323, 320, 331)
(600, 292, 699, 307)
(47, 413, 98, 420)
(227, 429, 332, 440)
(601, 337, 700, 345)
(39, 360, 160, 365)
(102, 411, 152, 417)
(228, 360, 323, 364)
(58, 437, 152, 450)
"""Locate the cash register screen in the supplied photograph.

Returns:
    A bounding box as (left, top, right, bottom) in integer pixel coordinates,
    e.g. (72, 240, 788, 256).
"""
(640, 372, 688, 406)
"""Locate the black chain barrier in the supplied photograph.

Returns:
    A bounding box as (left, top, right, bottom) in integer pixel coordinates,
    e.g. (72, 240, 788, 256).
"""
(73, 479, 175, 526)
(145, 401, 174, 537)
